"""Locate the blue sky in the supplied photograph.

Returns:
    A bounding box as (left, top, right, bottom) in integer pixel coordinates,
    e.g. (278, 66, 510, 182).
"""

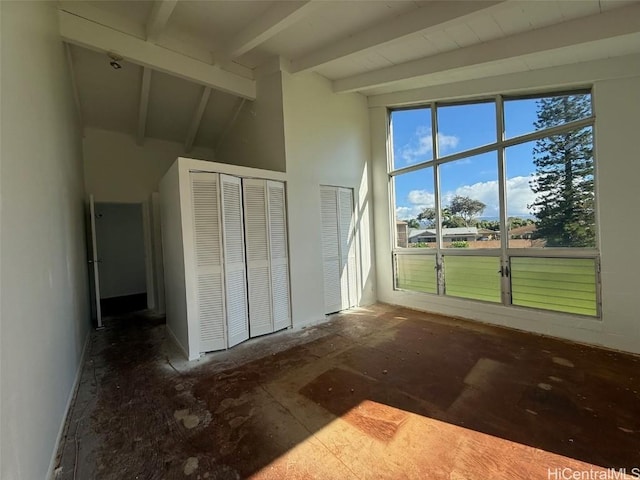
(392, 99, 543, 221)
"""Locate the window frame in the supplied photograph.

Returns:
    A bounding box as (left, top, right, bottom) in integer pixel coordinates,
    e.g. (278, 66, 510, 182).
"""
(388, 89, 601, 318)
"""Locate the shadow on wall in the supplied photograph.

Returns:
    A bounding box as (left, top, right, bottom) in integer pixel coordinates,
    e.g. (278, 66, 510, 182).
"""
(356, 160, 375, 305)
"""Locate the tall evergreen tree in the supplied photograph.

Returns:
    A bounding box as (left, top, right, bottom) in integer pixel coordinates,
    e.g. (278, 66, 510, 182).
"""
(529, 94, 596, 247)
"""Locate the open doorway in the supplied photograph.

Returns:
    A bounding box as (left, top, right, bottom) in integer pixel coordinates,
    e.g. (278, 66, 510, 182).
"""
(94, 202, 147, 316)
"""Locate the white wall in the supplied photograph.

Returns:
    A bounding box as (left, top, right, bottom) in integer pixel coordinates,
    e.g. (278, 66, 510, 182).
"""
(94, 203, 147, 299)
(215, 69, 287, 172)
(159, 162, 190, 358)
(282, 70, 375, 327)
(369, 58, 640, 354)
(593, 75, 640, 354)
(83, 127, 216, 203)
(0, 2, 90, 479)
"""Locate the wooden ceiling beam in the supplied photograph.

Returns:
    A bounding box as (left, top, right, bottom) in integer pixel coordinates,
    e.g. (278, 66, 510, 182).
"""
(59, 10, 256, 99)
(185, 87, 211, 153)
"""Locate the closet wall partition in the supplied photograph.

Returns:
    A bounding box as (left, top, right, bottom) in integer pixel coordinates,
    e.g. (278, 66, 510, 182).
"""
(160, 158, 290, 360)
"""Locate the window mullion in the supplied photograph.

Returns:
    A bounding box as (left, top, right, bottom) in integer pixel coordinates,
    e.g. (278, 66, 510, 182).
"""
(496, 95, 510, 306)
(431, 105, 444, 294)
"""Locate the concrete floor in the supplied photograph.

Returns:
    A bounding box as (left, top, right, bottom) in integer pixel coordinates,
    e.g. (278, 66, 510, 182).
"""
(55, 304, 640, 479)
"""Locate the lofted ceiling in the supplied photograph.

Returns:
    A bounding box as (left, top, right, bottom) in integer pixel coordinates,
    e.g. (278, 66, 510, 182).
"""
(60, 0, 640, 152)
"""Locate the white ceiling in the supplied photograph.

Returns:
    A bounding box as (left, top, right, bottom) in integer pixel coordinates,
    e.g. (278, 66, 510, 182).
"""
(60, 0, 640, 151)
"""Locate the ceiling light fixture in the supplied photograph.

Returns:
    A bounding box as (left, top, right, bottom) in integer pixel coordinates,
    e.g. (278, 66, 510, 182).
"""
(108, 52, 123, 70)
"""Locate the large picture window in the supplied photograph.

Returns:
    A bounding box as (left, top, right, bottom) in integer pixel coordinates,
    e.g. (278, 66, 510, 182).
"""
(390, 91, 599, 317)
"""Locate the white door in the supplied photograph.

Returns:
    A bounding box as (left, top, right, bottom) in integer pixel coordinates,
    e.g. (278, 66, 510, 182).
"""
(338, 188, 358, 309)
(87, 194, 103, 328)
(320, 186, 358, 314)
(267, 181, 291, 331)
(321, 186, 343, 314)
(243, 178, 273, 337)
(220, 174, 249, 348)
(243, 179, 291, 337)
(190, 172, 226, 352)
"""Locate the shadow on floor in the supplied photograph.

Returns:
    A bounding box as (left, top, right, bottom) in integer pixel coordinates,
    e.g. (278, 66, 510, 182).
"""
(54, 305, 640, 479)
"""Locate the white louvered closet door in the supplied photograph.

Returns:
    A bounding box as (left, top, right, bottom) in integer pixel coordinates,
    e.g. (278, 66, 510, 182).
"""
(243, 178, 273, 337)
(320, 186, 342, 314)
(338, 188, 358, 310)
(220, 174, 249, 348)
(190, 172, 226, 353)
(267, 181, 290, 332)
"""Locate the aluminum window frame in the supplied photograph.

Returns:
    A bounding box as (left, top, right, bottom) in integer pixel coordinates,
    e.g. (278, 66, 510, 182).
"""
(389, 89, 601, 318)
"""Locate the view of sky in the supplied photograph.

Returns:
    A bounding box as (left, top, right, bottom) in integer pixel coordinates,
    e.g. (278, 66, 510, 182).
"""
(392, 98, 546, 222)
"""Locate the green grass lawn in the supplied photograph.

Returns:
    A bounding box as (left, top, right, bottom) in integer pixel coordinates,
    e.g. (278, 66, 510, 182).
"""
(396, 254, 597, 316)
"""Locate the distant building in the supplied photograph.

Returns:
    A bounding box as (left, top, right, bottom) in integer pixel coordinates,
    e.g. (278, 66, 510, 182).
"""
(408, 227, 479, 244)
(509, 224, 537, 239)
(396, 220, 408, 247)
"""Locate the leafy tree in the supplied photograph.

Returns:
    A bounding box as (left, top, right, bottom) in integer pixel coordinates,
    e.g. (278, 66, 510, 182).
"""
(417, 197, 486, 229)
(477, 219, 500, 231)
(406, 218, 420, 229)
(529, 95, 595, 247)
(448, 195, 486, 227)
(417, 207, 436, 227)
(507, 217, 535, 229)
(442, 213, 466, 228)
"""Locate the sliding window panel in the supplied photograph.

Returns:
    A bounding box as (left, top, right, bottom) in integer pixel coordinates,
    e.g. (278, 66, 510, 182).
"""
(395, 254, 437, 294)
(443, 256, 501, 303)
(511, 257, 597, 316)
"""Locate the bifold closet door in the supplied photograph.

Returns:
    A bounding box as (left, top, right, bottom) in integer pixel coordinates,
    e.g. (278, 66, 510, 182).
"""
(267, 181, 290, 332)
(243, 178, 273, 337)
(338, 188, 358, 309)
(220, 174, 249, 348)
(190, 172, 226, 352)
(320, 186, 357, 314)
(243, 179, 290, 337)
(321, 187, 342, 314)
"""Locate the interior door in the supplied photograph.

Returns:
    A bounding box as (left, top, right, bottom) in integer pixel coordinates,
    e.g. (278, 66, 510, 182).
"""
(243, 178, 273, 337)
(320, 186, 358, 314)
(190, 172, 226, 352)
(87, 194, 103, 328)
(268, 181, 291, 331)
(320, 186, 342, 314)
(220, 174, 250, 348)
(338, 188, 358, 309)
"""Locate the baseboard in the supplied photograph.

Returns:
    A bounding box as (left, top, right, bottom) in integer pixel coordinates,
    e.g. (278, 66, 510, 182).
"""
(46, 328, 91, 480)
(166, 324, 192, 360)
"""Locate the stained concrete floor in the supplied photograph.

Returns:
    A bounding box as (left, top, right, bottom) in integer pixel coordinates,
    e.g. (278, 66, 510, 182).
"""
(54, 304, 640, 479)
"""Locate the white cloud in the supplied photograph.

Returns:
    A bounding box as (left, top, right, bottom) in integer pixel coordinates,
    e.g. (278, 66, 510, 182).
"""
(505, 176, 537, 216)
(399, 126, 460, 165)
(396, 205, 424, 220)
(438, 133, 459, 152)
(396, 176, 537, 220)
(396, 189, 435, 219)
(407, 190, 435, 206)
